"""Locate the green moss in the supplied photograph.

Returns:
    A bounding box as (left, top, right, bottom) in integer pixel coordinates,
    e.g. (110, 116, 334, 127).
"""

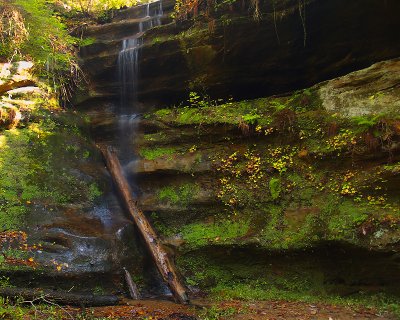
(137, 91, 400, 316)
(0, 107, 101, 231)
(177, 108, 205, 124)
(153, 96, 272, 126)
(143, 91, 400, 251)
(287, 88, 324, 112)
(180, 219, 249, 249)
(158, 183, 199, 207)
(0, 129, 45, 229)
(76, 37, 96, 47)
(158, 186, 180, 204)
(177, 250, 320, 301)
(139, 147, 177, 160)
(326, 200, 369, 240)
(154, 109, 172, 118)
(177, 250, 399, 317)
(151, 89, 323, 130)
(88, 183, 102, 201)
(150, 212, 176, 237)
(0, 293, 128, 319)
(208, 283, 400, 318)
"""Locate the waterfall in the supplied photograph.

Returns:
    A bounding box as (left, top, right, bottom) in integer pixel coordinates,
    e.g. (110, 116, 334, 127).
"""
(114, 0, 172, 297)
(117, 1, 163, 112)
(146, 2, 150, 17)
(116, 0, 163, 164)
(118, 37, 143, 111)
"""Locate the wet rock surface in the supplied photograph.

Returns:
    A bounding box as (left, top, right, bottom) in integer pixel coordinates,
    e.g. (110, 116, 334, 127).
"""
(27, 201, 138, 276)
(0, 62, 145, 294)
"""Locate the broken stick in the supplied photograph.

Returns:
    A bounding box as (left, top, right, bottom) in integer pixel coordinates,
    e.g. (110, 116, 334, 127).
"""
(123, 267, 140, 300)
(0, 287, 120, 306)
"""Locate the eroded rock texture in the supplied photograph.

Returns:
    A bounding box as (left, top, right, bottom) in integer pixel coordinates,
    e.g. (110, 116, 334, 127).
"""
(78, 0, 400, 106)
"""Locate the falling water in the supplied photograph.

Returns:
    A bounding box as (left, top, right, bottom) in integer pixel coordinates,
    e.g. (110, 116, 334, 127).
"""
(116, 0, 163, 164)
(114, 0, 171, 297)
(118, 0, 163, 110)
(118, 37, 143, 111)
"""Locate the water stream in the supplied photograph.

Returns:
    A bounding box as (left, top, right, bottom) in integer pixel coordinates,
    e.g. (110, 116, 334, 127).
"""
(117, 0, 163, 112)
(116, 1, 163, 167)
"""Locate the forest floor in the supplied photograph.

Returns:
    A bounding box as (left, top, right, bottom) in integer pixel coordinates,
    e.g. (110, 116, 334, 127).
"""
(30, 298, 396, 320)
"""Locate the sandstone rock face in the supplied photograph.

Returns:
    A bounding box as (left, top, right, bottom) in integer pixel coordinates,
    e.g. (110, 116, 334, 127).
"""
(111, 0, 175, 22)
(318, 58, 400, 117)
(27, 198, 140, 278)
(126, 57, 400, 254)
(78, 0, 400, 107)
(74, 0, 400, 298)
(0, 62, 35, 95)
(131, 153, 212, 175)
(0, 61, 143, 293)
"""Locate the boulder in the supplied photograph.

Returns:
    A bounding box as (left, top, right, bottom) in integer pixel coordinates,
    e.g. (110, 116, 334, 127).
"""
(0, 62, 35, 96)
(318, 58, 400, 117)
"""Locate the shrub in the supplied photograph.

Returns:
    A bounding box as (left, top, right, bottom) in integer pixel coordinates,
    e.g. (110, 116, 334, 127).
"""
(0, 0, 82, 102)
(57, 0, 149, 17)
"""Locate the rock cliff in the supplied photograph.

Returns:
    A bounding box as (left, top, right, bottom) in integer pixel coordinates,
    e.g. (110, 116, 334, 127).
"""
(78, 0, 400, 107)
(75, 0, 400, 300)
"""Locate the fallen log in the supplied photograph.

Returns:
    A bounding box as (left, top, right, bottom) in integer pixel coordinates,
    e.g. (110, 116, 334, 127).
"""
(0, 287, 120, 306)
(101, 146, 189, 304)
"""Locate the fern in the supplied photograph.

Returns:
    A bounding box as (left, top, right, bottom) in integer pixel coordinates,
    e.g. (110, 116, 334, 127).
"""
(352, 115, 381, 132)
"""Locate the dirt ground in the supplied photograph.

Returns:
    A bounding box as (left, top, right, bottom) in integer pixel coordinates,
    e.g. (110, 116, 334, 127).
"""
(61, 298, 397, 320)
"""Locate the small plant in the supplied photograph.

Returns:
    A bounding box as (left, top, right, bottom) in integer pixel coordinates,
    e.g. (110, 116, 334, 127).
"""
(76, 37, 96, 47)
(200, 305, 237, 320)
(88, 183, 102, 201)
(269, 177, 281, 200)
(93, 285, 105, 295)
(325, 129, 357, 154)
(266, 146, 298, 174)
(270, 100, 287, 112)
(242, 113, 261, 125)
(0, 277, 12, 288)
(187, 91, 215, 108)
(352, 115, 381, 133)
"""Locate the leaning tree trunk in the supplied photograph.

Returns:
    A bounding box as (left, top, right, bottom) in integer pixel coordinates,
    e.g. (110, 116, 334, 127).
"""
(101, 146, 189, 304)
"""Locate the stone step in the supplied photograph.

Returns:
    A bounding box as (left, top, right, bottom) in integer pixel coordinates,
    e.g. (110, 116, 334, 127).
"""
(83, 16, 161, 41)
(80, 16, 172, 58)
(112, 0, 174, 22)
